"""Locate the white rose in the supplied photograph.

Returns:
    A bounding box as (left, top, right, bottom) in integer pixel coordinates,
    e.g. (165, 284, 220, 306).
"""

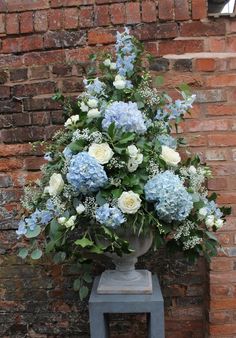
(160, 145, 181, 166)
(135, 153, 143, 165)
(199, 207, 208, 218)
(76, 203, 85, 214)
(127, 145, 139, 158)
(48, 173, 64, 196)
(110, 62, 117, 70)
(118, 191, 141, 214)
(64, 115, 79, 127)
(87, 98, 98, 108)
(205, 215, 215, 228)
(88, 143, 114, 164)
(189, 165, 197, 174)
(87, 108, 101, 119)
(103, 59, 111, 67)
(58, 217, 67, 225)
(215, 218, 224, 229)
(80, 102, 89, 112)
(127, 159, 139, 173)
(113, 75, 126, 90)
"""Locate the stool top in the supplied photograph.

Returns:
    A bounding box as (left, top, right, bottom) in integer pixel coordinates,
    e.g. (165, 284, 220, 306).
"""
(89, 274, 163, 304)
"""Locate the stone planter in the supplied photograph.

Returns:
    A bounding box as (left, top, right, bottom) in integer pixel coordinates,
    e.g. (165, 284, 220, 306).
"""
(97, 231, 153, 294)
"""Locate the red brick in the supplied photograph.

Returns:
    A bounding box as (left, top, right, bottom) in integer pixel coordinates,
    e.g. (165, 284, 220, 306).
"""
(218, 193, 236, 204)
(134, 23, 178, 41)
(10, 68, 27, 82)
(209, 38, 226, 52)
(0, 159, 23, 171)
(208, 134, 236, 147)
(210, 324, 236, 335)
(95, 5, 110, 26)
(6, 0, 49, 12)
(49, 9, 63, 30)
(174, 0, 189, 20)
(192, 0, 207, 19)
(0, 86, 10, 98)
(11, 172, 42, 187)
(208, 177, 228, 191)
(195, 58, 216, 72)
(211, 258, 233, 272)
(180, 22, 226, 37)
(66, 47, 94, 62)
(206, 74, 236, 87)
(207, 104, 236, 116)
(226, 36, 236, 52)
(88, 29, 116, 45)
(29, 66, 49, 79)
(20, 11, 33, 34)
(0, 13, 5, 34)
(2, 35, 43, 53)
(64, 7, 78, 29)
(210, 285, 233, 297)
(24, 157, 46, 170)
(159, 40, 203, 55)
(6, 13, 19, 35)
(13, 81, 55, 97)
(209, 311, 233, 324)
(159, 0, 174, 20)
(34, 10, 48, 32)
(141, 1, 157, 23)
(110, 3, 125, 24)
(125, 2, 141, 24)
(79, 6, 94, 28)
(184, 119, 228, 132)
(32, 111, 51, 126)
(24, 50, 65, 66)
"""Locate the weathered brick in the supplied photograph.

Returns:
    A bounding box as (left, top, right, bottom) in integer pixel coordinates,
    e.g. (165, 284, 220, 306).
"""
(6, 0, 49, 12)
(95, 5, 110, 26)
(10, 68, 28, 82)
(6, 13, 19, 35)
(174, 0, 190, 20)
(24, 157, 46, 170)
(0, 13, 5, 34)
(180, 22, 226, 37)
(24, 50, 65, 66)
(32, 111, 51, 126)
(125, 2, 141, 24)
(0, 86, 10, 98)
(110, 3, 125, 25)
(208, 134, 236, 147)
(20, 11, 33, 33)
(159, 0, 174, 20)
(34, 10, 48, 32)
(173, 59, 192, 72)
(206, 74, 236, 87)
(192, 0, 207, 19)
(52, 65, 72, 76)
(0, 159, 23, 171)
(134, 23, 178, 41)
(141, 1, 157, 23)
(48, 9, 63, 30)
(0, 175, 12, 188)
(159, 39, 203, 55)
(29, 66, 49, 79)
(12, 113, 31, 126)
(2, 35, 43, 54)
(64, 7, 79, 29)
(44, 31, 86, 49)
(13, 81, 55, 97)
(79, 6, 94, 28)
(88, 29, 116, 45)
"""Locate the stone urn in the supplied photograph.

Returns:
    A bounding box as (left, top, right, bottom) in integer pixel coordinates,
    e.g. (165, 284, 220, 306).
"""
(97, 231, 153, 294)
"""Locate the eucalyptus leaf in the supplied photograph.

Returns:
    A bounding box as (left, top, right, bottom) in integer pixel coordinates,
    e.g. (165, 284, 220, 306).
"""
(53, 251, 66, 264)
(31, 248, 42, 260)
(75, 237, 94, 248)
(83, 272, 92, 283)
(18, 248, 28, 259)
(79, 286, 89, 300)
(25, 225, 41, 239)
(73, 278, 81, 291)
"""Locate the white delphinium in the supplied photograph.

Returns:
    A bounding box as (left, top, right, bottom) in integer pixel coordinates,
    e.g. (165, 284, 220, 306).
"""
(64, 115, 80, 128)
(113, 75, 127, 90)
(80, 101, 89, 112)
(87, 98, 98, 108)
(87, 108, 101, 118)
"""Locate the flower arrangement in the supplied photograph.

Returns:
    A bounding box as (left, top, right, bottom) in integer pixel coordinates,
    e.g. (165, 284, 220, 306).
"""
(17, 28, 230, 299)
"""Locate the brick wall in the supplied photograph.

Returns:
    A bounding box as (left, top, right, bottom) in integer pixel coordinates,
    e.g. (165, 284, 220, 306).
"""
(0, 0, 236, 337)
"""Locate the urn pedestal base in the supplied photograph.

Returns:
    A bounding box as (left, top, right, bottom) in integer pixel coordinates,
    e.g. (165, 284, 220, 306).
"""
(97, 269, 152, 294)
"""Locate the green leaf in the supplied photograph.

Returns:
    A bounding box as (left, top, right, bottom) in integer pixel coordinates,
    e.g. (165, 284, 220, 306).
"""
(73, 278, 81, 291)
(18, 248, 28, 259)
(83, 272, 92, 283)
(53, 251, 66, 264)
(25, 225, 41, 239)
(31, 248, 42, 260)
(114, 145, 126, 154)
(45, 240, 56, 254)
(206, 231, 218, 242)
(179, 83, 190, 95)
(118, 133, 136, 145)
(108, 122, 116, 139)
(75, 237, 94, 248)
(69, 140, 85, 153)
(79, 286, 89, 300)
(209, 192, 217, 201)
(111, 188, 122, 199)
(96, 191, 107, 206)
(90, 244, 105, 254)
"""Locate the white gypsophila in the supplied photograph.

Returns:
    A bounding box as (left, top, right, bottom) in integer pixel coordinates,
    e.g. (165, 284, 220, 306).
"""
(87, 98, 98, 108)
(138, 86, 161, 106)
(89, 131, 103, 144)
(47, 173, 64, 196)
(62, 184, 78, 199)
(87, 108, 101, 118)
(183, 236, 202, 250)
(215, 218, 224, 229)
(109, 177, 121, 187)
(127, 145, 139, 157)
(174, 220, 195, 240)
(72, 128, 90, 142)
(64, 115, 79, 127)
(51, 195, 66, 212)
(103, 59, 111, 67)
(113, 75, 126, 89)
(118, 191, 141, 214)
(76, 203, 86, 214)
(148, 159, 160, 178)
(80, 102, 89, 112)
(160, 146, 181, 166)
(83, 196, 97, 217)
(88, 143, 114, 164)
(107, 157, 126, 169)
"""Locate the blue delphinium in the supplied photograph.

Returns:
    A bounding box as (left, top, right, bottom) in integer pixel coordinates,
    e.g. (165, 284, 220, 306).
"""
(157, 134, 177, 150)
(84, 78, 106, 96)
(67, 152, 108, 194)
(102, 101, 147, 134)
(115, 28, 136, 77)
(144, 171, 193, 223)
(155, 94, 196, 122)
(96, 203, 126, 228)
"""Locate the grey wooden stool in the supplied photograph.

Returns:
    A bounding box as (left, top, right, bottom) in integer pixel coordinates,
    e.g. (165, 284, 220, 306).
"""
(89, 274, 165, 338)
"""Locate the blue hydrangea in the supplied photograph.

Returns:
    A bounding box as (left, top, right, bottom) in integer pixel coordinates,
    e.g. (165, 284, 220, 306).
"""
(16, 209, 53, 237)
(202, 199, 223, 219)
(63, 146, 73, 160)
(96, 203, 126, 228)
(102, 101, 147, 134)
(144, 171, 193, 223)
(115, 28, 136, 77)
(157, 134, 177, 150)
(84, 78, 106, 96)
(67, 152, 108, 194)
